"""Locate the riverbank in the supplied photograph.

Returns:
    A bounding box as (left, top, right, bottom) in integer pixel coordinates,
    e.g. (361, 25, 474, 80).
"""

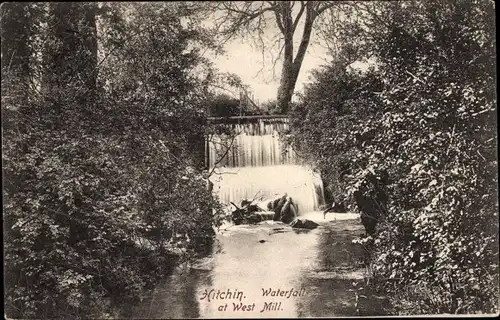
(119, 212, 390, 318)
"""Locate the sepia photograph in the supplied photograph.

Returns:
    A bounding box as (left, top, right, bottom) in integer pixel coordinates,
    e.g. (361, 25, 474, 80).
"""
(2, 1, 498, 319)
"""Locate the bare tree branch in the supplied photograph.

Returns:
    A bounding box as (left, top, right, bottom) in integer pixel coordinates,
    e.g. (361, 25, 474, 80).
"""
(203, 0, 342, 113)
(208, 128, 242, 177)
(293, 2, 315, 70)
(271, 2, 285, 33)
(316, 1, 337, 16)
(292, 1, 306, 33)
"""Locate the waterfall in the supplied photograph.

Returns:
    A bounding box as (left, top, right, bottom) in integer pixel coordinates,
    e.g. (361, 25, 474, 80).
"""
(207, 117, 325, 214)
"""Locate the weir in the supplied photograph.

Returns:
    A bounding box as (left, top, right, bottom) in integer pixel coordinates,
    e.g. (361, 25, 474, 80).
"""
(207, 116, 325, 214)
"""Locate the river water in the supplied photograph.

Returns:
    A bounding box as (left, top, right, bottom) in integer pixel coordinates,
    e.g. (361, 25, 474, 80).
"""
(207, 118, 326, 214)
(125, 212, 368, 319)
(122, 119, 375, 318)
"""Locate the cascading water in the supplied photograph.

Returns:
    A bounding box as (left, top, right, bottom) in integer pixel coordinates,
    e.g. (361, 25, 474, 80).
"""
(207, 117, 325, 214)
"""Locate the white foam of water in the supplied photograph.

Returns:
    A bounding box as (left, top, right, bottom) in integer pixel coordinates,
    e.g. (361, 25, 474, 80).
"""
(208, 119, 326, 215)
(211, 165, 324, 214)
(208, 132, 295, 168)
(208, 121, 293, 168)
(299, 211, 360, 222)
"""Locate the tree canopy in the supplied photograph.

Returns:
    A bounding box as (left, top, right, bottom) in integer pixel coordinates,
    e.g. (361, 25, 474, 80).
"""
(2, 3, 229, 318)
(202, 1, 348, 113)
(287, 0, 497, 314)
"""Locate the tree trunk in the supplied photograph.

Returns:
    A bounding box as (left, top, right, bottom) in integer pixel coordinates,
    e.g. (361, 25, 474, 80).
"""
(276, 1, 294, 114)
(1, 3, 32, 109)
(44, 3, 98, 244)
(56, 3, 97, 92)
(276, 3, 316, 114)
(2, 6, 35, 317)
(276, 67, 294, 114)
(44, 3, 98, 128)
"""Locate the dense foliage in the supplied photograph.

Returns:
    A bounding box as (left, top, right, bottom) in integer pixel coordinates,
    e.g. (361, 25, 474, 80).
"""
(207, 92, 273, 117)
(260, 99, 290, 115)
(207, 93, 242, 117)
(287, 0, 497, 315)
(3, 3, 226, 318)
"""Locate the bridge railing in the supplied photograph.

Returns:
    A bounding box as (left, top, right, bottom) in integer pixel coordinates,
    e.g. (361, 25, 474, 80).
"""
(207, 115, 288, 124)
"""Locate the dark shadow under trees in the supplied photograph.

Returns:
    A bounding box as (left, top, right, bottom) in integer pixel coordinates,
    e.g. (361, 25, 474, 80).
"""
(2, 2, 229, 318)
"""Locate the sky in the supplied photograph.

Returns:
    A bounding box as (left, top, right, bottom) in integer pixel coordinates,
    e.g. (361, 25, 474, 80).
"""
(209, 14, 332, 104)
(213, 39, 330, 104)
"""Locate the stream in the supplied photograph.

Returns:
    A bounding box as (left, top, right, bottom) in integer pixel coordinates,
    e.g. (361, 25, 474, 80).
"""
(120, 118, 389, 318)
(121, 212, 382, 318)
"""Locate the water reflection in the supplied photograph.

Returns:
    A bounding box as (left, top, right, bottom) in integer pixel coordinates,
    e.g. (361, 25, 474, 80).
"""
(126, 213, 364, 319)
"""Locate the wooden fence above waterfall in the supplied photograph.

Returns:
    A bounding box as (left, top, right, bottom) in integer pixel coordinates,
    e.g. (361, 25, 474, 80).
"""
(207, 115, 288, 124)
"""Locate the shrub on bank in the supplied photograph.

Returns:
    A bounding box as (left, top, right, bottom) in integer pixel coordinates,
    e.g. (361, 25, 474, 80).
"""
(287, 0, 498, 314)
(2, 2, 226, 318)
(3, 121, 225, 318)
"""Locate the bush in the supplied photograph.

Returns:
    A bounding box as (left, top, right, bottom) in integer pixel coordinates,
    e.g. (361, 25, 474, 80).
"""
(3, 2, 226, 318)
(288, 0, 498, 314)
(4, 128, 224, 318)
